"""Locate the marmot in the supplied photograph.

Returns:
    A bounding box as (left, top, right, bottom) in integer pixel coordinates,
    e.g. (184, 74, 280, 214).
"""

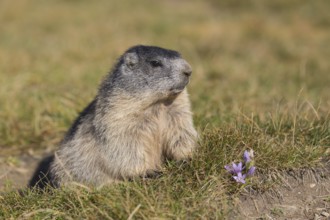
(29, 45, 198, 188)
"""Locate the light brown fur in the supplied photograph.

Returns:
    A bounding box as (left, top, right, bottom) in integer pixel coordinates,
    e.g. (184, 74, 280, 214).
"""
(51, 90, 197, 186)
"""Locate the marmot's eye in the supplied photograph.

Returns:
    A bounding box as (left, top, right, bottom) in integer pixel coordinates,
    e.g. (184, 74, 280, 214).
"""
(149, 60, 163, 68)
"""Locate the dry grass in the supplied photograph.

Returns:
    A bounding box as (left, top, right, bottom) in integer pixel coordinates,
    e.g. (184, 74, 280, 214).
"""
(0, 0, 329, 218)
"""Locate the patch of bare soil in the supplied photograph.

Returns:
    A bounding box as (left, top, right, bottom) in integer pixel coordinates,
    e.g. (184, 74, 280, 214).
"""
(0, 154, 40, 190)
(234, 163, 330, 220)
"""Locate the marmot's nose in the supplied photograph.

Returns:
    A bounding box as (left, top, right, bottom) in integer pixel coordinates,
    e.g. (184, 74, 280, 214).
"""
(182, 62, 192, 77)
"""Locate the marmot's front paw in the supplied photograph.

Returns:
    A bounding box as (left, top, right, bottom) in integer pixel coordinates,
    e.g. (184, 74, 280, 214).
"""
(144, 170, 163, 179)
(171, 144, 196, 161)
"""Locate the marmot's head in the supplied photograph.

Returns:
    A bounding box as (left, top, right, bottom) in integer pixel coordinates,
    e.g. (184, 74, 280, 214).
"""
(108, 45, 192, 98)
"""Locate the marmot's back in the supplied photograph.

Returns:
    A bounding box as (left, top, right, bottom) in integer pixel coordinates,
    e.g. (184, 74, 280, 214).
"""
(30, 45, 198, 188)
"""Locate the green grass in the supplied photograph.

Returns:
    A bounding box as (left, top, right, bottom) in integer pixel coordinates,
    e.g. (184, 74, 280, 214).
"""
(1, 0, 330, 218)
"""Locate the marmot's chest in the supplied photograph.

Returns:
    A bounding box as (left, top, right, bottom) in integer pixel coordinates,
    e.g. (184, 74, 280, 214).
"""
(140, 104, 173, 137)
(142, 104, 168, 127)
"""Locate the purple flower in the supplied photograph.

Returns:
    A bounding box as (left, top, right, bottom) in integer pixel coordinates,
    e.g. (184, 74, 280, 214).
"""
(224, 164, 234, 174)
(233, 172, 246, 184)
(224, 149, 256, 184)
(225, 162, 244, 174)
(247, 166, 256, 176)
(232, 162, 243, 174)
(243, 150, 251, 163)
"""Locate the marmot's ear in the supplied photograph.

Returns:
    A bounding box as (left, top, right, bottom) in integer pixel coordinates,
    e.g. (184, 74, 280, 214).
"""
(123, 52, 138, 69)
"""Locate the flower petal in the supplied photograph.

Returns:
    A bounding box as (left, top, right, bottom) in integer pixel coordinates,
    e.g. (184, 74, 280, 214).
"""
(233, 172, 246, 184)
(243, 150, 251, 163)
(224, 165, 233, 173)
(232, 162, 244, 174)
(247, 166, 256, 176)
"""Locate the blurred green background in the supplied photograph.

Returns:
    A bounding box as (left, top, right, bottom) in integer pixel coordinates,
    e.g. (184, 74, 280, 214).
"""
(0, 0, 329, 154)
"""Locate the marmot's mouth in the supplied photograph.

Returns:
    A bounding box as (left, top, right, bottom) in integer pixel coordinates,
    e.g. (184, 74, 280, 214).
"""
(169, 79, 189, 94)
(171, 89, 184, 94)
(170, 86, 186, 94)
